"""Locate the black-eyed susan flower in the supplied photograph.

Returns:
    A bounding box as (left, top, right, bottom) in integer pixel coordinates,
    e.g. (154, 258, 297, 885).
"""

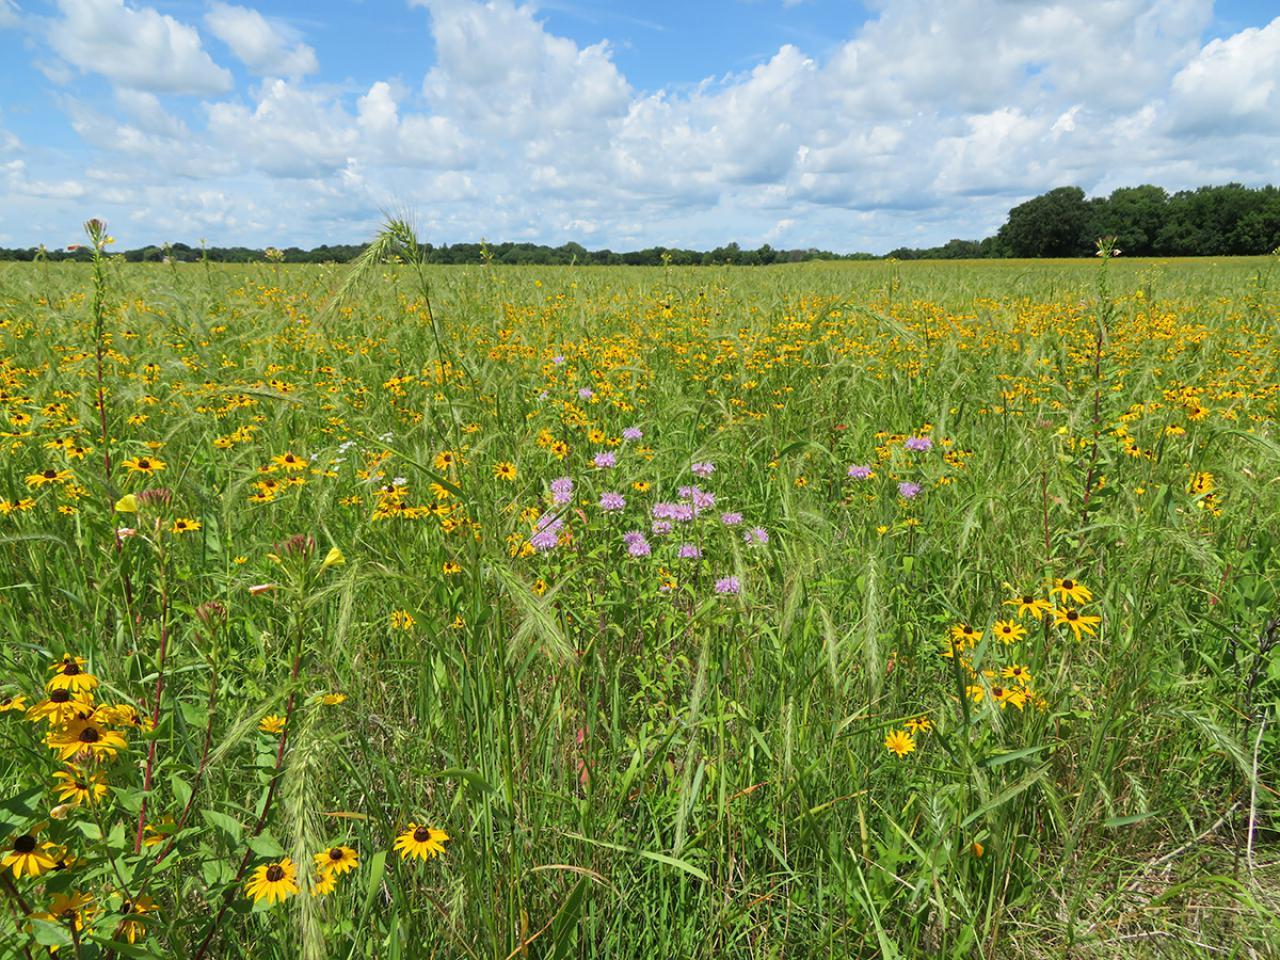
(26, 688, 92, 725)
(0, 694, 27, 713)
(884, 729, 916, 758)
(442, 560, 461, 575)
(1053, 607, 1101, 640)
(113, 893, 157, 944)
(1050, 578, 1093, 605)
(53, 769, 108, 805)
(25, 468, 71, 487)
(991, 685, 1027, 710)
(245, 858, 299, 905)
(48, 714, 127, 762)
(171, 517, 201, 534)
(1004, 593, 1052, 619)
(121, 456, 165, 474)
(272, 451, 307, 471)
(3, 828, 57, 878)
(314, 845, 358, 876)
(33, 890, 97, 934)
(1002, 664, 1033, 685)
(311, 871, 337, 896)
(259, 715, 286, 734)
(393, 824, 449, 860)
(992, 620, 1027, 644)
(904, 716, 932, 734)
(949, 623, 982, 647)
(46, 656, 98, 695)
(493, 461, 517, 481)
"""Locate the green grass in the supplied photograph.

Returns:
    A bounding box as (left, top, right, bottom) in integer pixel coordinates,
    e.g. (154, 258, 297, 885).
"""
(0, 246, 1277, 958)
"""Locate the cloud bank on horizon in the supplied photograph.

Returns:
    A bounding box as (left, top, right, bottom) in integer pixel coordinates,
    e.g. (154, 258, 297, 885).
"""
(0, 0, 1277, 253)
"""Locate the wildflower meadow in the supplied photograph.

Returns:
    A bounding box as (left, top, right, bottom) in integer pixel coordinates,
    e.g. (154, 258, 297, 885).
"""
(0, 221, 1277, 958)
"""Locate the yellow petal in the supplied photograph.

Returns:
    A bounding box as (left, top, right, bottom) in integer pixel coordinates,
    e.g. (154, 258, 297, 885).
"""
(322, 546, 345, 569)
(114, 494, 139, 513)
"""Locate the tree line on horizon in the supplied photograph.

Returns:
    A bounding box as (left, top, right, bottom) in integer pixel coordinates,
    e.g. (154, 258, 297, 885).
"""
(2, 183, 1277, 265)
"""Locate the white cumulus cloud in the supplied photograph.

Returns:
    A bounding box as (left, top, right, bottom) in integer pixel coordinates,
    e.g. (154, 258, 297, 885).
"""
(204, 2, 318, 78)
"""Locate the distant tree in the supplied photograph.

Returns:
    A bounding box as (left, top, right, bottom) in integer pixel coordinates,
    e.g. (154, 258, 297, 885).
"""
(997, 186, 1095, 258)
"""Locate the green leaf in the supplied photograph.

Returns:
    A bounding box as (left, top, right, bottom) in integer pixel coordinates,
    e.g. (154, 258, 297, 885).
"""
(1103, 811, 1157, 828)
(246, 832, 285, 858)
(201, 809, 244, 842)
(30, 917, 73, 947)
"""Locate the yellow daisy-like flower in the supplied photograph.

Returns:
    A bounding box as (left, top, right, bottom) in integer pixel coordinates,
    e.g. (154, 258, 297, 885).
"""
(25, 468, 72, 487)
(46, 655, 98, 695)
(48, 714, 128, 762)
(393, 824, 450, 860)
(311, 871, 337, 896)
(884, 729, 916, 758)
(433, 450, 457, 472)
(493, 461, 517, 481)
(314, 845, 359, 876)
(53, 769, 108, 805)
(259, 714, 286, 735)
(321, 693, 347, 706)
(26, 688, 93, 725)
(121, 456, 166, 474)
(1053, 607, 1102, 640)
(171, 517, 201, 534)
(1002, 664, 1033, 686)
(442, 561, 462, 575)
(990, 685, 1028, 710)
(992, 620, 1027, 644)
(3, 829, 58, 878)
(0, 694, 28, 713)
(272, 451, 308, 471)
(33, 890, 97, 934)
(389, 610, 415, 630)
(904, 715, 932, 734)
(949, 623, 982, 646)
(113, 893, 157, 944)
(1049, 578, 1093, 605)
(245, 858, 299, 905)
(532, 578, 548, 596)
(1004, 593, 1052, 619)
(632, 481, 651, 493)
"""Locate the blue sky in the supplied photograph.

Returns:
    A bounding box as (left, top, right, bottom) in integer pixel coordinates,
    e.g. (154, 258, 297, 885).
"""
(1, 0, 1278, 252)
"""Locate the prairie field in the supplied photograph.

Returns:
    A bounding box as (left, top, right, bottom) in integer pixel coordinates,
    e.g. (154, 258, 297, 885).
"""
(1, 248, 1279, 959)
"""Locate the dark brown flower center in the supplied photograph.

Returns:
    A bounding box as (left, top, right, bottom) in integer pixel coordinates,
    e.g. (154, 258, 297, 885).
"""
(265, 865, 284, 882)
(13, 835, 35, 853)
(1067, 610, 1079, 621)
(42, 470, 57, 479)
(328, 848, 344, 861)
(51, 688, 71, 703)
(78, 726, 100, 743)
(413, 827, 431, 842)
(1022, 595, 1035, 605)
(993, 687, 1006, 697)
(1061, 579, 1074, 590)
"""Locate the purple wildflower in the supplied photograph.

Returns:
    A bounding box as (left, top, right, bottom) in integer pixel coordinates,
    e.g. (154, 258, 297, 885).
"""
(897, 481, 921, 499)
(622, 426, 643, 441)
(550, 476, 574, 505)
(551, 355, 565, 365)
(651, 520, 673, 535)
(691, 462, 715, 478)
(904, 436, 933, 452)
(592, 451, 616, 469)
(720, 512, 743, 525)
(599, 491, 626, 511)
(529, 513, 563, 552)
(714, 575, 741, 595)
(743, 527, 769, 545)
(578, 387, 594, 400)
(678, 543, 702, 559)
(623, 531, 651, 557)
(847, 464, 872, 479)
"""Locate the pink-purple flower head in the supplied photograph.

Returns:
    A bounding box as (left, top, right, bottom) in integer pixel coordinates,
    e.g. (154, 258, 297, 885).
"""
(599, 491, 626, 511)
(720, 511, 743, 526)
(550, 476, 574, 505)
(653, 502, 694, 523)
(678, 485, 716, 513)
(904, 436, 933, 452)
(677, 543, 702, 559)
(551, 355, 566, 365)
(715, 575, 741, 595)
(622, 426, 643, 441)
(897, 481, 922, 499)
(743, 527, 769, 545)
(691, 462, 715, 478)
(847, 464, 873, 480)
(651, 519, 673, 535)
(623, 531, 651, 556)
(578, 387, 594, 400)
(529, 512, 564, 551)
(592, 451, 617, 469)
